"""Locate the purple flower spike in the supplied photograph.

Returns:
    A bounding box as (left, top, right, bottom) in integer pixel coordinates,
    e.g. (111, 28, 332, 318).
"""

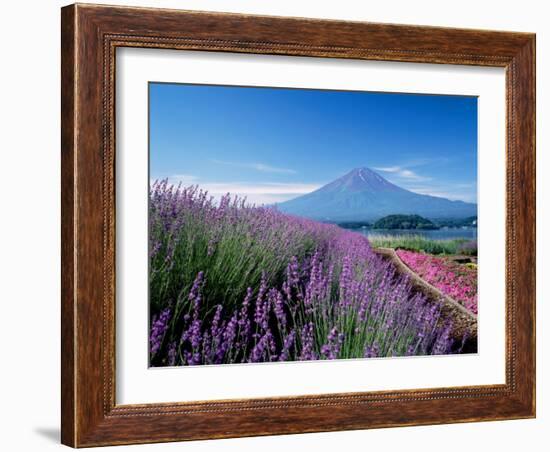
(149, 179, 468, 366)
(279, 329, 296, 361)
(321, 327, 344, 360)
(299, 322, 316, 361)
(188, 271, 205, 319)
(167, 341, 177, 366)
(149, 307, 171, 356)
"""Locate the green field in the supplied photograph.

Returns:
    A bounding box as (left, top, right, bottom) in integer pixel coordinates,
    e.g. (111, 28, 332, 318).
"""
(369, 234, 477, 256)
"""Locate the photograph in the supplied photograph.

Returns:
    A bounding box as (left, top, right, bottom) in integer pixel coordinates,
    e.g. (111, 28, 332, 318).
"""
(48, 1, 538, 447)
(148, 83, 479, 367)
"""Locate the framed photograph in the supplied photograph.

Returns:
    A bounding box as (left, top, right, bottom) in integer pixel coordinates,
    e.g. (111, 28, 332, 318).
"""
(61, 3, 535, 447)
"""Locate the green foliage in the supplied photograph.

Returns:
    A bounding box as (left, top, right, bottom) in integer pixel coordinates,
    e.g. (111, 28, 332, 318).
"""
(150, 210, 317, 315)
(369, 234, 477, 256)
(373, 214, 438, 230)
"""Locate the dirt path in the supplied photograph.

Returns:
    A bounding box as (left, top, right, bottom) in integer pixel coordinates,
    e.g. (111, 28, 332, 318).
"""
(374, 247, 478, 352)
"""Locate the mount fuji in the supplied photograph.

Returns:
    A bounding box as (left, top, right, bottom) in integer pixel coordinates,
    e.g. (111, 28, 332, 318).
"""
(276, 167, 477, 222)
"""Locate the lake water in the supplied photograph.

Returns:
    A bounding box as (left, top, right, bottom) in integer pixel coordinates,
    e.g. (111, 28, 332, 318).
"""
(351, 227, 478, 241)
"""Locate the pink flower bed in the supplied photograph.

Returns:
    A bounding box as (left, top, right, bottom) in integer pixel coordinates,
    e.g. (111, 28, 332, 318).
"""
(396, 250, 478, 314)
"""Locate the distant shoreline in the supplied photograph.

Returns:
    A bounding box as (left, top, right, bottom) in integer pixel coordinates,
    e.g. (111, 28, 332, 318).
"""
(333, 214, 477, 232)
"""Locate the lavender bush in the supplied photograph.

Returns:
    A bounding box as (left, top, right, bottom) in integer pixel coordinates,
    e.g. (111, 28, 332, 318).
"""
(149, 180, 461, 366)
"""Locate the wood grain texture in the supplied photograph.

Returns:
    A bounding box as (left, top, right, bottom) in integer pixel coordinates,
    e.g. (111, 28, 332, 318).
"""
(60, 5, 76, 447)
(60, 3, 536, 447)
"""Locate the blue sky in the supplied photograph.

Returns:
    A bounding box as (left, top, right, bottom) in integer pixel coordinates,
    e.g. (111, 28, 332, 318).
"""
(149, 83, 477, 204)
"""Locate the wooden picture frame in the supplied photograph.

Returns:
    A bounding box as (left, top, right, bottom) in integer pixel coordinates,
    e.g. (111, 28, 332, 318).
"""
(61, 3, 535, 447)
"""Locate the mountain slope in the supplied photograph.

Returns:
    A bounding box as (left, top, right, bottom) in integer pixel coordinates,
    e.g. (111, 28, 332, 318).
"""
(277, 167, 477, 221)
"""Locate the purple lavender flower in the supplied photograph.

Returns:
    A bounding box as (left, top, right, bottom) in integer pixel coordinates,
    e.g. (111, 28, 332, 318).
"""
(321, 327, 344, 360)
(279, 329, 296, 362)
(299, 322, 317, 361)
(149, 180, 468, 366)
(364, 342, 380, 358)
(149, 307, 171, 356)
(249, 329, 273, 363)
(270, 288, 287, 329)
(432, 322, 453, 355)
(238, 288, 253, 347)
(210, 305, 223, 337)
(189, 271, 205, 317)
(254, 273, 269, 330)
(167, 341, 177, 366)
(189, 319, 202, 350)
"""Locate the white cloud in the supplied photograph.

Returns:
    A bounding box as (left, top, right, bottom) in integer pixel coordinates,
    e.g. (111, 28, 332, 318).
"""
(197, 182, 320, 205)
(373, 165, 401, 173)
(373, 165, 431, 181)
(406, 185, 477, 203)
(156, 177, 320, 205)
(210, 159, 297, 175)
(373, 166, 476, 203)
